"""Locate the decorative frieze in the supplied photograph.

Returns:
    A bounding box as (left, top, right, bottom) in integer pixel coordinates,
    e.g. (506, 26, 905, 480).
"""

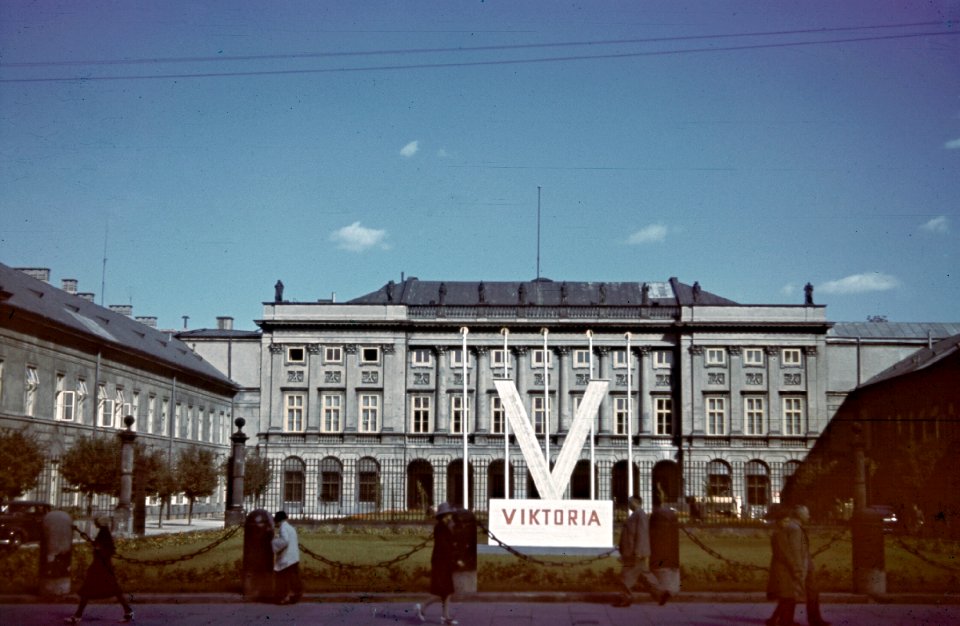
(656, 374, 671, 387)
(689, 345, 704, 356)
(707, 372, 726, 385)
(268, 344, 283, 355)
(286, 370, 304, 383)
(615, 374, 627, 386)
(324, 371, 342, 384)
(361, 371, 379, 384)
(413, 372, 431, 385)
(575, 373, 590, 386)
(784, 373, 802, 385)
(746, 373, 764, 385)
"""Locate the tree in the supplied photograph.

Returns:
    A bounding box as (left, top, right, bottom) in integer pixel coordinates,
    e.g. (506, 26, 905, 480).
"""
(175, 447, 219, 524)
(0, 428, 45, 505)
(148, 455, 178, 528)
(59, 435, 118, 516)
(243, 451, 272, 508)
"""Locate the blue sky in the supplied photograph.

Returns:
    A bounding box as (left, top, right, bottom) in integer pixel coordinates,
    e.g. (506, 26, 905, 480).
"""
(1, 1, 958, 331)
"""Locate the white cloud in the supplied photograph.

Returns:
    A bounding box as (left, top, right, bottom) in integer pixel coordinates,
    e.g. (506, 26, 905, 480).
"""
(920, 215, 949, 234)
(627, 223, 668, 244)
(400, 140, 419, 158)
(819, 272, 900, 295)
(330, 221, 389, 252)
(944, 138, 960, 150)
(780, 283, 797, 297)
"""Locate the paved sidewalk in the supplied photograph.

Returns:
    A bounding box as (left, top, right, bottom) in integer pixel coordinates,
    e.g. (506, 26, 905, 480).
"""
(4, 599, 958, 626)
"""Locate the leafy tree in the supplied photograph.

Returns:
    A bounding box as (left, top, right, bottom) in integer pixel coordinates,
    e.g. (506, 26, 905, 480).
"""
(243, 451, 272, 508)
(148, 454, 179, 528)
(59, 435, 118, 516)
(175, 447, 219, 524)
(0, 428, 45, 505)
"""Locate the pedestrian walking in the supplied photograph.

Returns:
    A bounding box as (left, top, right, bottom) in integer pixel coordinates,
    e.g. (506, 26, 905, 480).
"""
(766, 503, 808, 626)
(64, 517, 133, 624)
(271, 510, 302, 605)
(416, 502, 461, 625)
(794, 505, 831, 626)
(614, 496, 670, 607)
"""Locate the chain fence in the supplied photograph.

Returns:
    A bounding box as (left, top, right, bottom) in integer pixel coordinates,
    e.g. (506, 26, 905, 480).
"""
(72, 524, 242, 566)
(893, 535, 960, 573)
(299, 535, 433, 571)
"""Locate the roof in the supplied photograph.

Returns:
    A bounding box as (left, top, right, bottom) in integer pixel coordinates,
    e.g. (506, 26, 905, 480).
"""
(862, 332, 960, 388)
(348, 277, 738, 307)
(178, 328, 261, 340)
(828, 322, 960, 340)
(0, 262, 237, 389)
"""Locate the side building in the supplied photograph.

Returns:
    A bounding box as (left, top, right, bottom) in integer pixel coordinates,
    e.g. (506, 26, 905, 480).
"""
(0, 263, 239, 518)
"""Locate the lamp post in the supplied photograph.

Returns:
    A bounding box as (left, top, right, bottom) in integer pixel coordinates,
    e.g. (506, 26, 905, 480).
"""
(115, 415, 136, 537)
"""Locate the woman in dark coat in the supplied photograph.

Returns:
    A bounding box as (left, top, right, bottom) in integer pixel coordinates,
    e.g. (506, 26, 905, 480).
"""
(766, 505, 807, 626)
(415, 502, 459, 625)
(65, 517, 133, 624)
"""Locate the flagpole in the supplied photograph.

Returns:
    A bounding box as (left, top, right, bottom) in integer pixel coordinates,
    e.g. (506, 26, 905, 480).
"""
(461, 326, 469, 510)
(626, 332, 633, 499)
(587, 330, 595, 500)
(501, 327, 510, 499)
(542, 327, 550, 468)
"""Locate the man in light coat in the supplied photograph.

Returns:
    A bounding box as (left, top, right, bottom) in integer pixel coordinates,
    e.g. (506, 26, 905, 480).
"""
(614, 496, 670, 607)
(272, 510, 302, 604)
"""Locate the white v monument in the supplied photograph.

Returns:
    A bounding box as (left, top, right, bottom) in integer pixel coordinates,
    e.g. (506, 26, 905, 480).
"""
(488, 378, 613, 548)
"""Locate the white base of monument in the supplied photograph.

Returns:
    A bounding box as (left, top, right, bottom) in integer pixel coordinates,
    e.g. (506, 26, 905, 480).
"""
(487, 499, 614, 549)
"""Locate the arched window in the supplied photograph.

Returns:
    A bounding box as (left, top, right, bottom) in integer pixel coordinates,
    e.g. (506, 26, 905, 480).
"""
(611, 460, 640, 507)
(570, 459, 595, 500)
(652, 460, 680, 506)
(407, 459, 434, 511)
(446, 459, 474, 509)
(282, 457, 306, 507)
(746, 460, 771, 507)
(487, 459, 514, 500)
(357, 457, 380, 504)
(320, 456, 342, 504)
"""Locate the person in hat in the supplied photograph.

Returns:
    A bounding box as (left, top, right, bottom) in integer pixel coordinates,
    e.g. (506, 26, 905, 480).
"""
(614, 496, 670, 607)
(64, 517, 133, 624)
(272, 510, 302, 605)
(416, 502, 460, 625)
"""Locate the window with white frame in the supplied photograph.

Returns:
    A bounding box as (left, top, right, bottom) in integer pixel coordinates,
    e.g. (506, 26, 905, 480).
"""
(744, 396, 766, 435)
(131, 392, 140, 431)
(655, 397, 673, 436)
(76, 380, 88, 422)
(410, 395, 431, 433)
(284, 393, 305, 432)
(113, 388, 126, 428)
(147, 395, 156, 434)
(613, 396, 631, 435)
(654, 350, 673, 369)
(98, 384, 113, 427)
(24, 366, 39, 416)
(782, 348, 802, 367)
(490, 349, 511, 370)
(572, 349, 591, 369)
(360, 346, 380, 364)
(55, 375, 75, 421)
(531, 349, 553, 368)
(706, 396, 727, 435)
(411, 348, 433, 367)
(359, 393, 380, 432)
(490, 396, 505, 434)
(450, 395, 471, 434)
(286, 346, 305, 363)
(173, 403, 182, 437)
(160, 398, 169, 436)
(321, 393, 343, 432)
(182, 405, 192, 438)
(449, 348, 471, 368)
(706, 348, 726, 366)
(612, 349, 629, 369)
(782, 396, 805, 435)
(744, 348, 765, 367)
(324, 346, 343, 364)
(0, 360, 4, 404)
(532, 396, 549, 434)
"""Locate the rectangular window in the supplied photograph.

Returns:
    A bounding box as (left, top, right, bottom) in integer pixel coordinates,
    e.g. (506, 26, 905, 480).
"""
(321, 393, 342, 432)
(655, 397, 673, 436)
(56, 375, 75, 421)
(572, 349, 591, 369)
(744, 396, 766, 435)
(25, 366, 40, 416)
(324, 346, 343, 364)
(613, 396, 630, 435)
(744, 348, 765, 366)
(532, 396, 548, 434)
(449, 348, 471, 368)
(706, 396, 727, 435)
(782, 348, 802, 367)
(612, 349, 629, 369)
(287, 346, 305, 363)
(654, 350, 673, 369)
(284, 393, 305, 432)
(360, 346, 380, 364)
(706, 348, 726, 366)
(490, 396, 505, 434)
(411, 349, 433, 367)
(782, 396, 805, 435)
(411, 395, 431, 433)
(490, 349, 510, 369)
(531, 349, 553, 368)
(98, 384, 114, 427)
(114, 388, 126, 427)
(450, 395, 471, 434)
(131, 392, 140, 432)
(76, 380, 87, 422)
(160, 399, 169, 436)
(359, 393, 380, 432)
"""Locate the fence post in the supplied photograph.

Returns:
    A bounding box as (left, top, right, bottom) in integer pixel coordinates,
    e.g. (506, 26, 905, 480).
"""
(243, 509, 275, 600)
(650, 506, 680, 594)
(115, 416, 136, 538)
(38, 511, 72, 596)
(452, 508, 478, 594)
(226, 418, 249, 527)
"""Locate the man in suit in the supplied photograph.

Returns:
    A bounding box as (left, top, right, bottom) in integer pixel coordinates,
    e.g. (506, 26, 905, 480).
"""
(614, 496, 670, 607)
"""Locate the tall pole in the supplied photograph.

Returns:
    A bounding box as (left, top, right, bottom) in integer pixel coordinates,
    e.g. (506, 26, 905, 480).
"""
(536, 186, 541, 281)
(461, 327, 470, 510)
(587, 330, 595, 500)
(626, 332, 634, 498)
(501, 328, 510, 499)
(542, 327, 550, 467)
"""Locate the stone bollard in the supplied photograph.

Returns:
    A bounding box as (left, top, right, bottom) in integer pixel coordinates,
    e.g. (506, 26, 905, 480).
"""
(243, 509, 275, 600)
(650, 506, 680, 594)
(39, 511, 73, 597)
(853, 507, 886, 595)
(451, 508, 478, 594)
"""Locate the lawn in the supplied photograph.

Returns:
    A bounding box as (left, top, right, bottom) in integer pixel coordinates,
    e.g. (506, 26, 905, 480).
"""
(1, 524, 957, 595)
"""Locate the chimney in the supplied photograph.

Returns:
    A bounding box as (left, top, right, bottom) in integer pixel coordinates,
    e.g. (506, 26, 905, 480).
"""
(77, 292, 96, 302)
(61, 279, 78, 294)
(136, 316, 158, 329)
(216, 316, 234, 331)
(16, 268, 51, 282)
(109, 304, 133, 317)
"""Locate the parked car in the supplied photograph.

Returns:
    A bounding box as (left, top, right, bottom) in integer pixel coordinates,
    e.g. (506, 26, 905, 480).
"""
(869, 505, 899, 533)
(0, 501, 52, 549)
